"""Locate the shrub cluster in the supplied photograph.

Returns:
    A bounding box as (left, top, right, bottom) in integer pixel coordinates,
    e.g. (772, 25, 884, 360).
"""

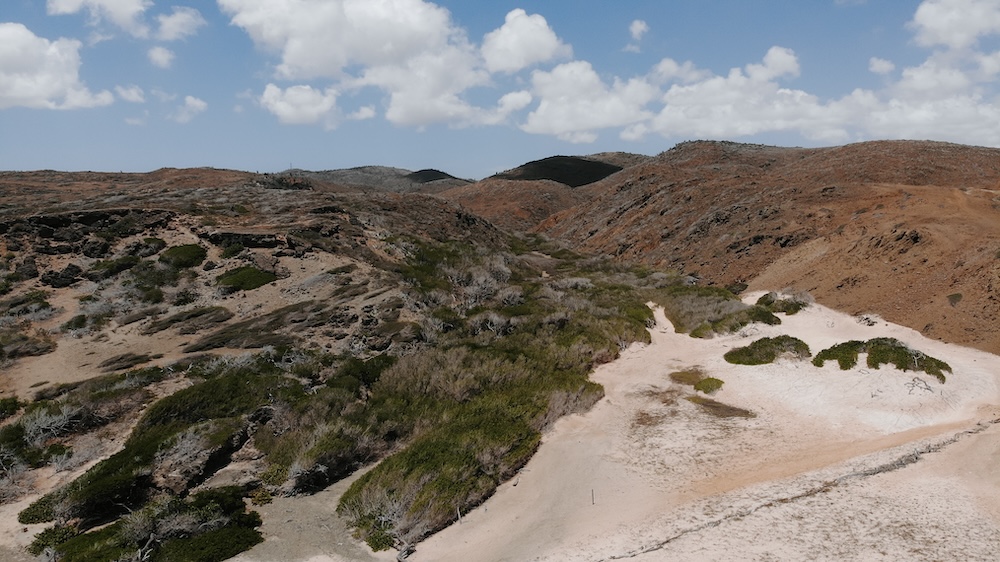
(724, 335, 811, 365)
(812, 337, 950, 382)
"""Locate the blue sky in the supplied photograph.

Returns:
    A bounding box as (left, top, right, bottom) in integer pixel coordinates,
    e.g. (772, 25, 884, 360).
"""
(2, 0, 1000, 179)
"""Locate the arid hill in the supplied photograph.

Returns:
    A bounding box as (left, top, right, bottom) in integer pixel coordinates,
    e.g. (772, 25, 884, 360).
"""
(526, 140, 1000, 354)
(1, 140, 999, 561)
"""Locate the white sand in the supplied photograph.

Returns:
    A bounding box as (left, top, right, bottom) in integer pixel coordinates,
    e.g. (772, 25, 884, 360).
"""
(5, 296, 998, 562)
(409, 297, 1000, 561)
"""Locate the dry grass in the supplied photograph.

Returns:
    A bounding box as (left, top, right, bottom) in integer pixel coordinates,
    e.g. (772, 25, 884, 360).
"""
(668, 367, 706, 386)
(685, 395, 755, 419)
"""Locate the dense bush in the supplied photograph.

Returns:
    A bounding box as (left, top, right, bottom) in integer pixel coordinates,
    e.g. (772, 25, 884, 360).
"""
(813, 338, 950, 382)
(724, 335, 811, 365)
(158, 244, 208, 268)
(216, 266, 277, 291)
(693, 377, 724, 394)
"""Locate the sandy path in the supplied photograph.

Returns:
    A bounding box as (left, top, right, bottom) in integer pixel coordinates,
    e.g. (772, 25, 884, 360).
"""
(410, 299, 1000, 561)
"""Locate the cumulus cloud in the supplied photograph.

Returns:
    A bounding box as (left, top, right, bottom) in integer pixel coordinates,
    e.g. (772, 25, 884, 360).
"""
(219, 0, 459, 80)
(221, 1, 559, 128)
(115, 84, 145, 103)
(910, 0, 1000, 49)
(171, 95, 207, 123)
(869, 57, 896, 74)
(0, 23, 113, 110)
(648, 46, 852, 142)
(148, 46, 174, 68)
(259, 84, 338, 127)
(481, 9, 571, 73)
(630, 20, 650, 41)
(156, 6, 207, 41)
(46, 0, 152, 38)
(522, 61, 658, 143)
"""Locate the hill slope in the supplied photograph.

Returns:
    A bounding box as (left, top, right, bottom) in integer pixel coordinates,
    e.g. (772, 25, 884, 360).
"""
(536, 140, 1000, 353)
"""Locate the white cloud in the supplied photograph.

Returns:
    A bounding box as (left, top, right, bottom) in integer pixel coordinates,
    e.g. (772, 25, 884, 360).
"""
(624, 20, 650, 53)
(746, 46, 800, 81)
(522, 61, 658, 142)
(148, 46, 175, 68)
(910, 0, 1000, 49)
(630, 19, 650, 42)
(259, 83, 338, 127)
(893, 54, 973, 100)
(156, 6, 207, 41)
(115, 84, 145, 103)
(171, 95, 207, 123)
(47, 0, 152, 38)
(647, 47, 852, 142)
(219, 0, 459, 80)
(356, 42, 490, 127)
(150, 88, 176, 102)
(0, 23, 113, 110)
(481, 9, 571, 74)
(869, 57, 896, 74)
(653, 58, 711, 84)
(347, 105, 376, 120)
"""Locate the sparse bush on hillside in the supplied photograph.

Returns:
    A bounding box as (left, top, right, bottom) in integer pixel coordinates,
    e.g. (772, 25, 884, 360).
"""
(724, 335, 811, 365)
(216, 266, 277, 292)
(651, 284, 779, 337)
(158, 244, 208, 268)
(756, 290, 812, 315)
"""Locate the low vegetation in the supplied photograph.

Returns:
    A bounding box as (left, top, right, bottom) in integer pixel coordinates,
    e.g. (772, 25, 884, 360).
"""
(158, 244, 208, 268)
(756, 291, 811, 315)
(216, 266, 277, 292)
(724, 335, 811, 365)
(651, 284, 779, 337)
(685, 395, 755, 418)
(812, 337, 951, 382)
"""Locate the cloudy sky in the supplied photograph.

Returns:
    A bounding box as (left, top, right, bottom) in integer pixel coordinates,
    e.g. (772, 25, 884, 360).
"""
(3, 0, 1000, 178)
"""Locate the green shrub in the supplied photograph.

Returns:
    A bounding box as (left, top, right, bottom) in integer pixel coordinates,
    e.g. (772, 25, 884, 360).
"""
(159, 245, 207, 268)
(812, 338, 950, 383)
(0, 396, 20, 421)
(865, 337, 950, 382)
(756, 291, 809, 315)
(62, 314, 88, 331)
(27, 526, 78, 556)
(694, 377, 724, 394)
(152, 525, 263, 562)
(221, 243, 245, 259)
(724, 335, 811, 365)
(812, 340, 865, 369)
(216, 266, 277, 291)
(87, 255, 140, 280)
(652, 285, 779, 336)
(668, 367, 705, 386)
(947, 293, 963, 307)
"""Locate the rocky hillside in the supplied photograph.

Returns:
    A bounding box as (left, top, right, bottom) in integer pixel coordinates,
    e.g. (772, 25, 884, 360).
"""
(527, 140, 1000, 354)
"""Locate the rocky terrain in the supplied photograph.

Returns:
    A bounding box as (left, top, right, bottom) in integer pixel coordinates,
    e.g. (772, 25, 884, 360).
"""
(0, 139, 998, 561)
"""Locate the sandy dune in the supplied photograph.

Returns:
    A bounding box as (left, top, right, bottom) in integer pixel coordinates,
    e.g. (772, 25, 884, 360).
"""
(407, 297, 1000, 561)
(5, 297, 998, 562)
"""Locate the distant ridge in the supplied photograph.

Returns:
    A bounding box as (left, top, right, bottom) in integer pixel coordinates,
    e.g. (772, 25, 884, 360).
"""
(406, 169, 461, 184)
(492, 155, 622, 188)
(284, 166, 469, 193)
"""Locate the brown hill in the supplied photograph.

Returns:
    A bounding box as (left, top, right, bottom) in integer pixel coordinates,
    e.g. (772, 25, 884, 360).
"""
(437, 178, 585, 232)
(536, 140, 1000, 354)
